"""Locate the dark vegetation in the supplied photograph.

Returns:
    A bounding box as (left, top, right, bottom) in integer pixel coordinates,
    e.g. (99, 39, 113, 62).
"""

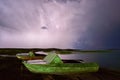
(0, 48, 119, 55)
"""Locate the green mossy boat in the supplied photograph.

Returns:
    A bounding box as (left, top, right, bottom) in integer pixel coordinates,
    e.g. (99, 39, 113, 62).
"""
(23, 52, 99, 74)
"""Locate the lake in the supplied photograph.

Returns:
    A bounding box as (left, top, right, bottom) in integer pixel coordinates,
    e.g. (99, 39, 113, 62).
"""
(60, 52, 120, 70)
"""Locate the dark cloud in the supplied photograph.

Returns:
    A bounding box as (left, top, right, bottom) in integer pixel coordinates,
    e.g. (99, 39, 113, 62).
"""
(75, 0, 120, 49)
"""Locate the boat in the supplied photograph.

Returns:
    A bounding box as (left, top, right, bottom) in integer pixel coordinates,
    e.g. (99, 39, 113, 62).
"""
(22, 52, 99, 74)
(16, 51, 84, 62)
(16, 51, 46, 60)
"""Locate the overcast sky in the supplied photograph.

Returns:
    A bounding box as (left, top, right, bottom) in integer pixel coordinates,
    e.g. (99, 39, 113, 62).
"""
(76, 0, 120, 49)
(0, 0, 120, 49)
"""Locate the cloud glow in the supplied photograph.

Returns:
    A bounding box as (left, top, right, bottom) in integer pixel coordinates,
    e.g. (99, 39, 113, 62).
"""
(0, 0, 94, 48)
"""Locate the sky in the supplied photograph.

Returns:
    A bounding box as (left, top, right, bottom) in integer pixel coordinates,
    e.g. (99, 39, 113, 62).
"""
(0, 0, 120, 49)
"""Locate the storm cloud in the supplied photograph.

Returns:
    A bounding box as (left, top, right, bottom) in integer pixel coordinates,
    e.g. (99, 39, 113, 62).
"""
(0, 0, 94, 48)
(0, 0, 120, 49)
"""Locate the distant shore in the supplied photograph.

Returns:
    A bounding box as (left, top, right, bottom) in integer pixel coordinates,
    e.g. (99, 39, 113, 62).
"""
(0, 48, 119, 55)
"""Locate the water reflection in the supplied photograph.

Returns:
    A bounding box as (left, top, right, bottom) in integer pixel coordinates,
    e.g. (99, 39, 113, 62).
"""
(60, 52, 120, 70)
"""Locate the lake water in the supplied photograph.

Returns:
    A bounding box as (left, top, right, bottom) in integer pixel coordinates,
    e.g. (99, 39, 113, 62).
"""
(60, 52, 120, 70)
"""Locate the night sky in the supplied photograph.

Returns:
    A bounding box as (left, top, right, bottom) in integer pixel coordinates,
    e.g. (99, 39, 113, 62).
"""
(0, 0, 120, 49)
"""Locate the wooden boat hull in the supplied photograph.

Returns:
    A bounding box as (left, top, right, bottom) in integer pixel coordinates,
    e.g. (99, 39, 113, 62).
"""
(16, 53, 45, 60)
(16, 54, 84, 63)
(23, 61, 99, 74)
(16, 55, 44, 60)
